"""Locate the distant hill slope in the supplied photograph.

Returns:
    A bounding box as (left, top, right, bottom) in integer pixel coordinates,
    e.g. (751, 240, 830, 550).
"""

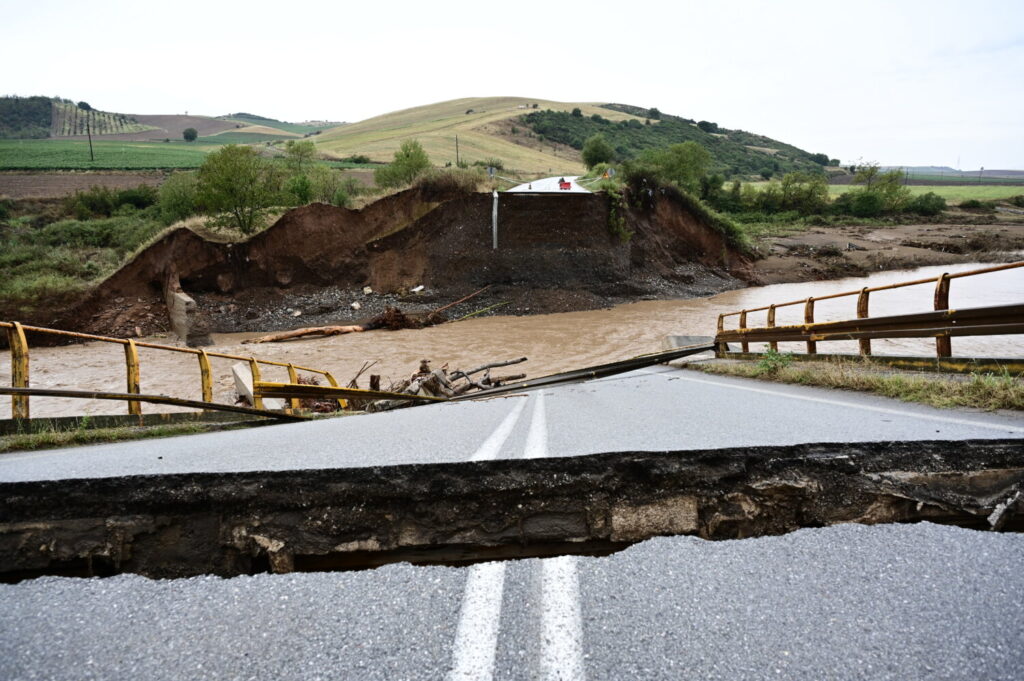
(314, 96, 832, 177)
(219, 113, 342, 137)
(314, 97, 646, 174)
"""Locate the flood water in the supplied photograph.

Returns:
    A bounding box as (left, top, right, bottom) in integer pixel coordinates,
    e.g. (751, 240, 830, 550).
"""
(4, 262, 1021, 418)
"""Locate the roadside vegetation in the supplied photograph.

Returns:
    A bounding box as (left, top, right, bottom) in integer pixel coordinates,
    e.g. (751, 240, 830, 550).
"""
(0, 420, 231, 454)
(687, 352, 1024, 411)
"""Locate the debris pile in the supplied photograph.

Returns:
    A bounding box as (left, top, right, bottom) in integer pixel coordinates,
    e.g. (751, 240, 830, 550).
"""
(364, 357, 527, 412)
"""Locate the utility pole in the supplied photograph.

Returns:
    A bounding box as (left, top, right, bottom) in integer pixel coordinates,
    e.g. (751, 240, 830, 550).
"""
(78, 101, 94, 162)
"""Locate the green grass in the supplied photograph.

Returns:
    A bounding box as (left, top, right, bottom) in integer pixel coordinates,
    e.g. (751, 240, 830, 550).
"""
(0, 139, 215, 169)
(0, 422, 209, 453)
(826, 184, 1022, 203)
(688, 359, 1024, 411)
(222, 115, 328, 136)
(196, 133, 293, 144)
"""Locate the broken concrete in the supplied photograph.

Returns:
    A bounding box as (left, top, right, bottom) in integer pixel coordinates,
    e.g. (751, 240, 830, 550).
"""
(1, 439, 1021, 581)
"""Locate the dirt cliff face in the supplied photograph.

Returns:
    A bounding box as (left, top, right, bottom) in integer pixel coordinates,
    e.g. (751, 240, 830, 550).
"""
(43, 189, 755, 337)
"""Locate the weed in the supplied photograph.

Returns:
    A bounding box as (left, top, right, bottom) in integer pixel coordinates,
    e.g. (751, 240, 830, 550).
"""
(755, 349, 793, 376)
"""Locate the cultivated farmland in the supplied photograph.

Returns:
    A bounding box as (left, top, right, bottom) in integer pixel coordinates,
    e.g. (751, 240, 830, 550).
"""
(50, 101, 155, 137)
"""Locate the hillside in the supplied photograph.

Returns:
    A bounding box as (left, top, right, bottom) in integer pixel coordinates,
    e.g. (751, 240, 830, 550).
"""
(219, 113, 342, 137)
(314, 97, 833, 178)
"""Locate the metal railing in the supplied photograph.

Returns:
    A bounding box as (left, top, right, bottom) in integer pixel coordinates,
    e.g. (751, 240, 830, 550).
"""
(2, 322, 347, 420)
(715, 261, 1024, 357)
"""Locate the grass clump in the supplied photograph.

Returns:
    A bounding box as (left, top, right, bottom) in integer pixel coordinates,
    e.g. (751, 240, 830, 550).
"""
(414, 167, 484, 195)
(0, 422, 208, 454)
(688, 359, 1023, 411)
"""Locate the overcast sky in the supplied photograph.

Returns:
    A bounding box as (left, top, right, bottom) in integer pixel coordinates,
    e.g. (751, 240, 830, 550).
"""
(4, 0, 1022, 168)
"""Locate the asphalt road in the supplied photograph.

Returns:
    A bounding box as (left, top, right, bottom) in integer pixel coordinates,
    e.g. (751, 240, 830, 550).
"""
(0, 366, 1021, 483)
(1, 523, 1022, 681)
(2, 367, 1023, 680)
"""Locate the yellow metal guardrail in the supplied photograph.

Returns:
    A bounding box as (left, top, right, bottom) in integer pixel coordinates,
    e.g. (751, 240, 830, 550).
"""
(716, 260, 1024, 358)
(1, 323, 346, 420)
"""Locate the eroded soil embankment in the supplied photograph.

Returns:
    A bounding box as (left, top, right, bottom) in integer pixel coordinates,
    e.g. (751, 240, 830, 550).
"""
(1, 439, 1020, 581)
(45, 187, 755, 338)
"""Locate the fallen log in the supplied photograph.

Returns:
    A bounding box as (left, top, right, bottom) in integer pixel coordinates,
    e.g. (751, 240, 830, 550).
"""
(242, 307, 428, 344)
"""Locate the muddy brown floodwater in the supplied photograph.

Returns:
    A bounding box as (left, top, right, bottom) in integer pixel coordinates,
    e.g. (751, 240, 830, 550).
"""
(3, 262, 1021, 418)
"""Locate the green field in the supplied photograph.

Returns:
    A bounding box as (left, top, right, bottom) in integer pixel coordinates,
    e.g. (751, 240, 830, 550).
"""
(222, 115, 326, 136)
(0, 139, 216, 169)
(196, 133, 292, 145)
(827, 184, 1023, 203)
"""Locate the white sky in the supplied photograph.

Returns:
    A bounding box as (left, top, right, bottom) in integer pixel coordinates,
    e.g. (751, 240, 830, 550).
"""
(3, 0, 1022, 168)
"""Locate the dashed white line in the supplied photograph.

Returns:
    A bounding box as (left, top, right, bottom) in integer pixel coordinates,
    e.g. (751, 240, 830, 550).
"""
(447, 398, 529, 680)
(469, 399, 528, 461)
(538, 556, 587, 681)
(523, 389, 547, 460)
(447, 561, 507, 681)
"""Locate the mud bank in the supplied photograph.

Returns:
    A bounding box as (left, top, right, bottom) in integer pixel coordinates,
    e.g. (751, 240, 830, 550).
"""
(1, 439, 1020, 581)
(37, 187, 755, 340)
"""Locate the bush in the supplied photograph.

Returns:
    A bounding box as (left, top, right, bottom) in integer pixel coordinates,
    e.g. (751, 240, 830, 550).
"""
(331, 177, 364, 209)
(959, 198, 996, 211)
(907, 192, 946, 216)
(158, 172, 200, 224)
(847, 190, 885, 217)
(284, 174, 313, 205)
(374, 140, 431, 189)
(343, 154, 372, 164)
(582, 134, 615, 169)
(1010, 195, 1024, 208)
(117, 185, 158, 209)
(414, 168, 482, 195)
(182, 128, 198, 142)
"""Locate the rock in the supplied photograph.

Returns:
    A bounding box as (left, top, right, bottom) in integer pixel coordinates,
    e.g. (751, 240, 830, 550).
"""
(411, 285, 425, 293)
(291, 309, 302, 317)
(350, 302, 362, 311)
(362, 286, 373, 295)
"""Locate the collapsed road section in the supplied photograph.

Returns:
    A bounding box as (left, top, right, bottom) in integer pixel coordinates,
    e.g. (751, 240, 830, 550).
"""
(1, 439, 1021, 581)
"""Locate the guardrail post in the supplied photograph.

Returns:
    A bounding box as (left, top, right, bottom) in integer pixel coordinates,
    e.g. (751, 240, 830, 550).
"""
(934, 272, 952, 358)
(124, 339, 142, 415)
(323, 372, 348, 411)
(8, 322, 29, 419)
(249, 359, 264, 410)
(804, 297, 817, 355)
(286, 364, 301, 411)
(856, 288, 871, 356)
(767, 305, 778, 352)
(738, 310, 749, 353)
(197, 350, 213, 405)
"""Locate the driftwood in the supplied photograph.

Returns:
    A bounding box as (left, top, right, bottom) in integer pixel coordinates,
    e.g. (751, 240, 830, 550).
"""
(241, 287, 493, 345)
(366, 357, 528, 412)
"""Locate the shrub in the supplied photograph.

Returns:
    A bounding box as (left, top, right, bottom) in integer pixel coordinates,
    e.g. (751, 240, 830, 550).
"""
(1010, 195, 1024, 208)
(414, 168, 482, 195)
(374, 139, 431, 189)
(64, 186, 117, 219)
(848, 190, 885, 217)
(907, 192, 947, 216)
(116, 184, 158, 209)
(959, 199, 996, 211)
(756, 349, 793, 376)
(284, 174, 313, 205)
(582, 134, 615, 169)
(343, 154, 372, 164)
(331, 177, 364, 209)
(158, 172, 200, 224)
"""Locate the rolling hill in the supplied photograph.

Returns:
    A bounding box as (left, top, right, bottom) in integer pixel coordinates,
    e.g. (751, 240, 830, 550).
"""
(313, 96, 834, 177)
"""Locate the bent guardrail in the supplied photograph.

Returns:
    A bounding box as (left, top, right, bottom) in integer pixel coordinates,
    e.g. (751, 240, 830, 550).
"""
(715, 260, 1024, 363)
(1, 322, 346, 420)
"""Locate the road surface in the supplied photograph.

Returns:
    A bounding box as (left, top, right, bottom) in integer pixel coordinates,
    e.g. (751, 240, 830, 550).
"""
(1, 367, 1023, 680)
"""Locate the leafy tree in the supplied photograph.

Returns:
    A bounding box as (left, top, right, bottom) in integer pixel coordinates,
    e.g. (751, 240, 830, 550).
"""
(571, 107, 583, 118)
(853, 162, 881, 188)
(696, 120, 719, 133)
(809, 153, 829, 165)
(647, 107, 661, 120)
(581, 134, 615, 168)
(284, 139, 317, 174)
(158, 171, 201, 224)
(196, 145, 282, 234)
(285, 174, 312, 205)
(76, 101, 92, 111)
(760, 168, 773, 180)
(182, 127, 198, 142)
(640, 141, 711, 193)
(373, 139, 431, 188)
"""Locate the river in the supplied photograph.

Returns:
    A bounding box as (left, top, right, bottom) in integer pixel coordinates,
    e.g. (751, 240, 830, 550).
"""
(4, 262, 1021, 418)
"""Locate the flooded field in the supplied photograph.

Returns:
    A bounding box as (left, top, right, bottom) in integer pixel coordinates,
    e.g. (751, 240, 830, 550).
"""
(3, 262, 1021, 418)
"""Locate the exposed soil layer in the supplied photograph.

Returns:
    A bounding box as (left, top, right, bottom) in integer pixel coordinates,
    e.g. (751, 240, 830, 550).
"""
(1, 439, 1020, 580)
(38, 188, 756, 338)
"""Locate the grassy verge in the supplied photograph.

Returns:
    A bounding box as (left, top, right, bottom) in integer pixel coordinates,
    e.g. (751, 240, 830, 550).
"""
(686, 355, 1024, 411)
(0, 422, 213, 453)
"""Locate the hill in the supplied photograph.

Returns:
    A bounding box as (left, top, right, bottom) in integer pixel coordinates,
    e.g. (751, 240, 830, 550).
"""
(219, 113, 342, 137)
(314, 96, 834, 178)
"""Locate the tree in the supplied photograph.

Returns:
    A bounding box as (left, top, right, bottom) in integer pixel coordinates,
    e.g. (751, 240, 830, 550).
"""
(196, 145, 281, 234)
(373, 139, 431, 188)
(158, 171, 201, 224)
(647, 107, 661, 120)
(853, 162, 881, 188)
(809, 153, 829, 165)
(581, 134, 615, 169)
(183, 127, 198, 142)
(77, 101, 94, 161)
(641, 141, 712, 193)
(697, 120, 719, 133)
(571, 107, 582, 118)
(284, 139, 316, 174)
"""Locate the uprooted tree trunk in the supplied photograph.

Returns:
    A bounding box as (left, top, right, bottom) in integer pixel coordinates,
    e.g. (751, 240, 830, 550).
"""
(365, 357, 528, 412)
(242, 307, 437, 344)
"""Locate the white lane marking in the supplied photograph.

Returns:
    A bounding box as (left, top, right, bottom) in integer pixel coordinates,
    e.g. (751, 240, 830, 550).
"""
(523, 389, 547, 460)
(524, 390, 587, 681)
(447, 561, 507, 681)
(447, 399, 529, 680)
(662, 372, 1024, 433)
(470, 399, 528, 461)
(538, 556, 587, 681)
